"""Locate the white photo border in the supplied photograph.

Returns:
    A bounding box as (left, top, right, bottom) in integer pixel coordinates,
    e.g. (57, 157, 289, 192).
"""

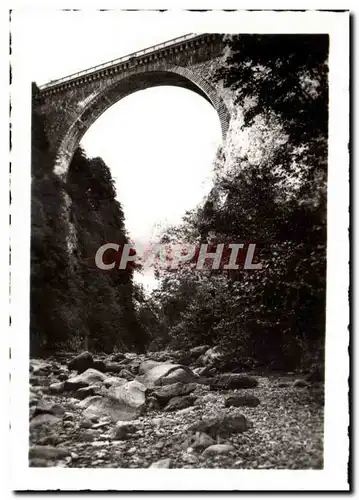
(9, 7, 350, 492)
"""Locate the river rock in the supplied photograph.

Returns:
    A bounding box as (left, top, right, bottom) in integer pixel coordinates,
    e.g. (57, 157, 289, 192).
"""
(189, 413, 250, 439)
(32, 399, 65, 418)
(83, 380, 147, 422)
(182, 431, 215, 451)
(30, 413, 61, 429)
(202, 444, 235, 457)
(190, 345, 210, 357)
(68, 351, 94, 374)
(29, 445, 71, 460)
(163, 395, 195, 412)
(149, 458, 171, 468)
(152, 382, 198, 405)
(49, 382, 65, 394)
(104, 363, 126, 374)
(103, 376, 127, 388)
(74, 385, 100, 400)
(138, 360, 162, 375)
(65, 368, 107, 390)
(77, 395, 103, 409)
(110, 421, 138, 440)
(205, 374, 258, 390)
(137, 363, 196, 388)
(225, 394, 260, 408)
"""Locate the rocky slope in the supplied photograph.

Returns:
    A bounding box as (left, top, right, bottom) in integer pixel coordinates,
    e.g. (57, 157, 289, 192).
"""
(29, 348, 324, 469)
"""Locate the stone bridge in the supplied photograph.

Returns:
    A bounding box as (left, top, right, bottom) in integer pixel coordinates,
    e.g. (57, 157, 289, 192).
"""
(36, 33, 233, 176)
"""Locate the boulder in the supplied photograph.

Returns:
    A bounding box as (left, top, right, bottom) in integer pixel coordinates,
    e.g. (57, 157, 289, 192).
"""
(193, 367, 212, 377)
(189, 413, 250, 439)
(30, 413, 61, 429)
(103, 377, 127, 388)
(68, 351, 93, 374)
(124, 353, 138, 361)
(104, 363, 128, 374)
(32, 399, 65, 418)
(137, 363, 196, 388)
(119, 369, 134, 380)
(83, 381, 147, 422)
(188, 432, 215, 451)
(77, 395, 103, 409)
(163, 395, 195, 412)
(152, 382, 198, 406)
(31, 361, 52, 375)
(74, 386, 100, 400)
(92, 360, 106, 373)
(224, 394, 260, 408)
(48, 382, 65, 395)
(108, 380, 147, 411)
(64, 368, 107, 391)
(110, 421, 138, 440)
(138, 360, 162, 375)
(190, 345, 210, 357)
(110, 352, 125, 362)
(198, 346, 223, 367)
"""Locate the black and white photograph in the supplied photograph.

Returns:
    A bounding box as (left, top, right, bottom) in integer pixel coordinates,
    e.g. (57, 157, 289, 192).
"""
(9, 6, 350, 492)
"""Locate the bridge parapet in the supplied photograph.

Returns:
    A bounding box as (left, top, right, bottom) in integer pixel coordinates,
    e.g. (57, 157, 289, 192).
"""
(39, 33, 223, 96)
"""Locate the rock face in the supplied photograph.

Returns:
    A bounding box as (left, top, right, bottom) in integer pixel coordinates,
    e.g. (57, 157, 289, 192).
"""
(68, 351, 94, 374)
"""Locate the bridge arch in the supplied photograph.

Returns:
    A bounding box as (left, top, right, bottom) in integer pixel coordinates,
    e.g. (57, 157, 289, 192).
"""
(52, 66, 230, 176)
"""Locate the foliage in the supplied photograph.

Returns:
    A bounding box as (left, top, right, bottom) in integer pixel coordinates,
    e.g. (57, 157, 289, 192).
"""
(30, 84, 148, 355)
(143, 35, 328, 370)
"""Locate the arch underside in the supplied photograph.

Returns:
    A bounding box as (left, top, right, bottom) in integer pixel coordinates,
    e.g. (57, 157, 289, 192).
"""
(54, 68, 230, 176)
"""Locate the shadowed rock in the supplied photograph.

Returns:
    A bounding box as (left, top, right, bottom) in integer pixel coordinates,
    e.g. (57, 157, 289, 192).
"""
(137, 363, 197, 388)
(68, 351, 93, 374)
(152, 382, 198, 406)
(64, 368, 107, 391)
(225, 394, 260, 408)
(189, 413, 250, 439)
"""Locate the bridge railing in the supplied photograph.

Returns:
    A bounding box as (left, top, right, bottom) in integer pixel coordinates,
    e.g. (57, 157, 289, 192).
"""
(39, 33, 200, 91)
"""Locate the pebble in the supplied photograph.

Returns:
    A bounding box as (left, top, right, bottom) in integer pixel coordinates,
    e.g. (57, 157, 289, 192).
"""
(149, 458, 171, 468)
(202, 444, 235, 457)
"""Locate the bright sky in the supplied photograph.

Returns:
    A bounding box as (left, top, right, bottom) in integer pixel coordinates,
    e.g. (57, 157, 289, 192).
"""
(13, 10, 222, 289)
